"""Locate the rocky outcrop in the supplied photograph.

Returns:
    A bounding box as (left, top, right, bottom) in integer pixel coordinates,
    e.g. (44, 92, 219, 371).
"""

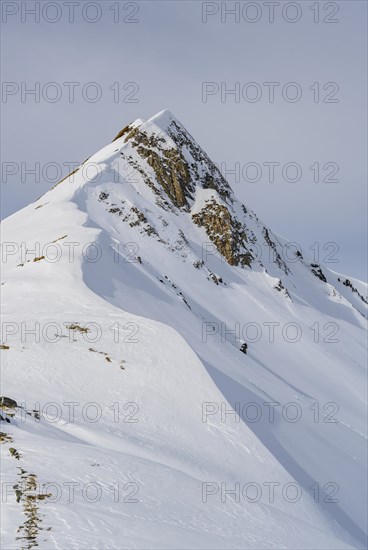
(338, 278, 368, 304)
(310, 263, 327, 283)
(121, 119, 232, 210)
(0, 397, 17, 408)
(192, 199, 252, 267)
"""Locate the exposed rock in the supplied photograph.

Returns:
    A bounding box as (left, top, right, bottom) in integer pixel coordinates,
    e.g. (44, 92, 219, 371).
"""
(168, 121, 232, 203)
(66, 324, 89, 333)
(132, 130, 192, 207)
(339, 278, 368, 304)
(310, 264, 327, 283)
(0, 432, 13, 443)
(263, 228, 290, 274)
(192, 199, 252, 267)
(15, 470, 52, 547)
(240, 343, 248, 354)
(274, 279, 291, 299)
(9, 447, 21, 459)
(112, 124, 132, 142)
(121, 120, 232, 209)
(0, 397, 17, 409)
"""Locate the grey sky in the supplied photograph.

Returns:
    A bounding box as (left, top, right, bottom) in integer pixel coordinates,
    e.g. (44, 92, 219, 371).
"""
(1, 0, 367, 279)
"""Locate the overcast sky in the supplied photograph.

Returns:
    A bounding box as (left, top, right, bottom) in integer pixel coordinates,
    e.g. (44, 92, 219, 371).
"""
(1, 0, 367, 279)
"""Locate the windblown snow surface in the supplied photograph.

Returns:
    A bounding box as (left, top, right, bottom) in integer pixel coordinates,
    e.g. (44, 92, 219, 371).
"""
(1, 110, 367, 549)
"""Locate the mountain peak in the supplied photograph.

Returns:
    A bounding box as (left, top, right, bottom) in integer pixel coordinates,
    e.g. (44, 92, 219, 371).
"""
(145, 109, 177, 130)
(110, 109, 232, 211)
(113, 110, 179, 143)
(42, 114, 368, 316)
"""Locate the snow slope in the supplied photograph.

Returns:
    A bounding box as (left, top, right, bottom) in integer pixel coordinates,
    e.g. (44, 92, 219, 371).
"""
(1, 110, 367, 549)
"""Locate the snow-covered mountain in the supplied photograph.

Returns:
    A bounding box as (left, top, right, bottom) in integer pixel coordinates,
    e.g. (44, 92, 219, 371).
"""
(1, 110, 367, 549)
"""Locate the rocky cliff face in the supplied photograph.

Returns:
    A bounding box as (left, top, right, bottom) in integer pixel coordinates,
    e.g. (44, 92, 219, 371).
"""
(192, 199, 252, 267)
(117, 116, 232, 206)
